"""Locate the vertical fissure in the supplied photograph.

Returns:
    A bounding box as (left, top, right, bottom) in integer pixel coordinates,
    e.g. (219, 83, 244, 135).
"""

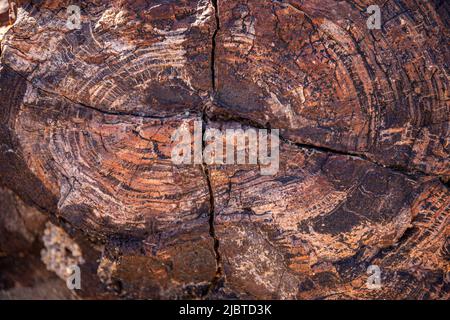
(200, 0, 222, 289)
(211, 0, 220, 91)
(201, 110, 223, 296)
(206, 0, 223, 289)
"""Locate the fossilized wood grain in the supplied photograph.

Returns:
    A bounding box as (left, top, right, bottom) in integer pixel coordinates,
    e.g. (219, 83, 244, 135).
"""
(213, 0, 449, 178)
(2, 0, 215, 116)
(0, 0, 449, 299)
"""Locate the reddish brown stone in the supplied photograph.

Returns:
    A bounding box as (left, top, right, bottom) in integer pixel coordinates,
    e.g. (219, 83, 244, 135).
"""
(0, 0, 448, 300)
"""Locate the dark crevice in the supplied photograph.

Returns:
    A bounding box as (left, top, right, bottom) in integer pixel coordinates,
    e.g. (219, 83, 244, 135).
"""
(205, 106, 443, 182)
(281, 137, 426, 180)
(211, 0, 220, 91)
(201, 111, 224, 298)
(201, 163, 223, 296)
(200, 0, 223, 298)
(2, 63, 183, 120)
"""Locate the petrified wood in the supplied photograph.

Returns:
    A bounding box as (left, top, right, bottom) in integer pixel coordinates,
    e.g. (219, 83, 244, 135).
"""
(0, 0, 448, 299)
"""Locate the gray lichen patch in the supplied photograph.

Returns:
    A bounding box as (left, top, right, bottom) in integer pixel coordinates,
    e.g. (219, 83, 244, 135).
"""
(41, 222, 84, 281)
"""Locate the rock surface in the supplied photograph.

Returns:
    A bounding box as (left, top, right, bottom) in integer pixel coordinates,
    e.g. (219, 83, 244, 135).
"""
(0, 0, 448, 299)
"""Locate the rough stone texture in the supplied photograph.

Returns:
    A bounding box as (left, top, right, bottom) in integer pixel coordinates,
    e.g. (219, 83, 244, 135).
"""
(0, 185, 76, 299)
(0, 0, 449, 299)
(0, 186, 47, 255)
(213, 0, 449, 178)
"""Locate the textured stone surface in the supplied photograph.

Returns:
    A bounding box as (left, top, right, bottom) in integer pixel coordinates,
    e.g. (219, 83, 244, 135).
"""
(213, 0, 449, 178)
(0, 185, 76, 299)
(0, 0, 448, 299)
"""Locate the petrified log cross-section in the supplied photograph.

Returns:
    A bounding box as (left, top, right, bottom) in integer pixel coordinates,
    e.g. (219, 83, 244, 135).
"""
(0, 0, 448, 299)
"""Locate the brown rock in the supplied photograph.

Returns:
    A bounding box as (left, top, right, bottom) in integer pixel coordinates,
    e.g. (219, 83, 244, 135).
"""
(0, 0, 448, 300)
